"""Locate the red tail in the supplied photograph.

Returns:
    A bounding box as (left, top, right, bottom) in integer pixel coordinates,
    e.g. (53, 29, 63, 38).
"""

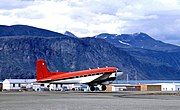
(36, 59, 51, 81)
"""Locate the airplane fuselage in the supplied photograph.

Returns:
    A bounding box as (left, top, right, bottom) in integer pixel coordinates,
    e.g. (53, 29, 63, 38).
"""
(36, 59, 121, 91)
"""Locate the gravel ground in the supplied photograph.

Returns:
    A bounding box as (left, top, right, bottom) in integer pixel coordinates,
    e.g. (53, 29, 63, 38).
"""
(0, 91, 180, 110)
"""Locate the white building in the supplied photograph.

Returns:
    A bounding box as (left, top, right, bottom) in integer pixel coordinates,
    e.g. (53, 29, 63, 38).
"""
(161, 83, 175, 91)
(175, 85, 180, 91)
(2, 79, 36, 91)
(2, 79, 89, 91)
(160, 83, 180, 91)
(111, 84, 131, 91)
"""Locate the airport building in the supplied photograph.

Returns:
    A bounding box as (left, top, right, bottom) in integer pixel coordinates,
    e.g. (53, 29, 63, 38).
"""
(135, 83, 180, 91)
(2, 79, 89, 91)
(111, 84, 131, 91)
(160, 83, 180, 91)
(111, 83, 180, 92)
(2, 79, 88, 91)
(2, 78, 180, 92)
(2, 79, 36, 91)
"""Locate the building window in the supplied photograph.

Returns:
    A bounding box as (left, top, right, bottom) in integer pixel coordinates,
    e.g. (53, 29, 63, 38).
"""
(178, 88, 180, 91)
(13, 84, 15, 87)
(18, 84, 21, 87)
(56, 84, 58, 88)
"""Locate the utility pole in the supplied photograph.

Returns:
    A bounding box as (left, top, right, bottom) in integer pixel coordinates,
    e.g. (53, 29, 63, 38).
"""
(126, 73, 129, 83)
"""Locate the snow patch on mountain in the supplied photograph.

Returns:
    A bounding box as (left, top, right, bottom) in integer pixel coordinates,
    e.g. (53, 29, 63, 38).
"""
(119, 40, 131, 46)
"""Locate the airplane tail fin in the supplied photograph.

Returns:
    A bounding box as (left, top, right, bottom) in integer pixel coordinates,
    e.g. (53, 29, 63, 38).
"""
(36, 59, 51, 81)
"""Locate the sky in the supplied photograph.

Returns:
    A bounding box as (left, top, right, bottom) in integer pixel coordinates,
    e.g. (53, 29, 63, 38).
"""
(0, 0, 180, 45)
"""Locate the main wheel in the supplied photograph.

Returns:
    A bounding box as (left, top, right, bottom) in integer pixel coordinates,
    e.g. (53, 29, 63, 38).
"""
(101, 85, 107, 91)
(90, 86, 95, 91)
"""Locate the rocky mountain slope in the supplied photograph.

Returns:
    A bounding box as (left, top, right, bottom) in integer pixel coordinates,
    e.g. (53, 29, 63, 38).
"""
(95, 33, 180, 70)
(95, 33, 180, 52)
(0, 25, 180, 80)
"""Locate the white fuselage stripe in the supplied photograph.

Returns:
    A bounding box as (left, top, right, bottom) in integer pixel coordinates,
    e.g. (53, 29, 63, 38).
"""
(52, 74, 103, 84)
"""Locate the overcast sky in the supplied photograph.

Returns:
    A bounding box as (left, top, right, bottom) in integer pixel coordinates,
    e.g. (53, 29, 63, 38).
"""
(0, 0, 180, 45)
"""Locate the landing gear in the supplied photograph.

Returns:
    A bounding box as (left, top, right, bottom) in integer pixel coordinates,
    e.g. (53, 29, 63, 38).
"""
(101, 85, 107, 91)
(90, 86, 95, 91)
(89, 85, 107, 91)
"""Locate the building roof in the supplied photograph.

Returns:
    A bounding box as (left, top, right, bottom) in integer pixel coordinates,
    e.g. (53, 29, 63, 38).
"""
(146, 83, 180, 86)
(3, 79, 36, 83)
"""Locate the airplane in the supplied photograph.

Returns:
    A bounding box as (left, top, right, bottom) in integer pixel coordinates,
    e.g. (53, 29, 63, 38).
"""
(36, 59, 122, 91)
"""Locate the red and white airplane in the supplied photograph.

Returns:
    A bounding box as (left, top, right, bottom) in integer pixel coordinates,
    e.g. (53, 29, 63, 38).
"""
(36, 59, 122, 91)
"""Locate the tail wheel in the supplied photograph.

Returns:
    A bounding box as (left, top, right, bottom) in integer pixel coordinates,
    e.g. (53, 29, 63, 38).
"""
(101, 85, 107, 91)
(90, 86, 95, 91)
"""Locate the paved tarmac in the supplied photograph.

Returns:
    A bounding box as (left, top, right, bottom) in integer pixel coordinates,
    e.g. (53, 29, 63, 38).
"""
(0, 91, 180, 110)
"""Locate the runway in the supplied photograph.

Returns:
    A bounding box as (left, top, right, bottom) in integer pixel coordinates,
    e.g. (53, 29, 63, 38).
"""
(0, 91, 180, 110)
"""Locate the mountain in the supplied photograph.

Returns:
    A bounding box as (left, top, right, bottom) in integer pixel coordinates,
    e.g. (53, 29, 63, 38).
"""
(0, 25, 64, 37)
(64, 31, 77, 38)
(95, 32, 180, 77)
(1, 35, 180, 80)
(0, 25, 180, 80)
(0, 36, 141, 80)
(95, 32, 180, 52)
